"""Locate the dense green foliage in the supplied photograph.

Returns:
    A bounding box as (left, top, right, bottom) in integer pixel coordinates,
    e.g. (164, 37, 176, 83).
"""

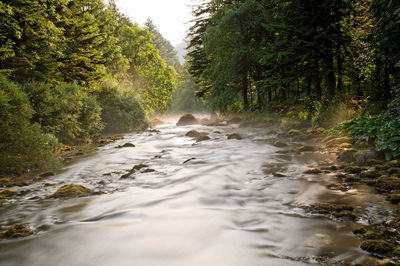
(187, 0, 400, 158)
(0, 74, 60, 174)
(96, 81, 148, 132)
(0, 0, 176, 174)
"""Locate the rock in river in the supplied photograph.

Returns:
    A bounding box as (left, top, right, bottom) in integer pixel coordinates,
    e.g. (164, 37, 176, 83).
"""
(1, 223, 33, 239)
(50, 184, 102, 199)
(176, 114, 199, 126)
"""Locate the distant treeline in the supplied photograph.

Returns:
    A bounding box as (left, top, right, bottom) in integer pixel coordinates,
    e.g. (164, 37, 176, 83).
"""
(0, 0, 179, 174)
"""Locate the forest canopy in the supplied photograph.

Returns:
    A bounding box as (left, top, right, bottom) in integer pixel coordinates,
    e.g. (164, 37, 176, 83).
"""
(0, 0, 177, 174)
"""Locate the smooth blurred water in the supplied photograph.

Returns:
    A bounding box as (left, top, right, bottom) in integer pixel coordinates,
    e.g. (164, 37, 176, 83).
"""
(0, 118, 392, 265)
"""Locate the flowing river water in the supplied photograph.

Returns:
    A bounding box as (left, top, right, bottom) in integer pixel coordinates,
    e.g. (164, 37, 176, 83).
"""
(0, 116, 395, 265)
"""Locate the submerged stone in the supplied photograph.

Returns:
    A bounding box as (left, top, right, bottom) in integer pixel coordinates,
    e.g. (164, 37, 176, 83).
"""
(227, 133, 242, 140)
(273, 140, 287, 147)
(116, 142, 135, 148)
(304, 168, 323, 174)
(296, 145, 315, 152)
(1, 223, 33, 239)
(186, 130, 201, 138)
(196, 135, 211, 142)
(176, 114, 199, 126)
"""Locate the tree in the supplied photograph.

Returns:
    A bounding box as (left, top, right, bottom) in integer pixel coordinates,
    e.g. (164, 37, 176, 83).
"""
(145, 18, 180, 68)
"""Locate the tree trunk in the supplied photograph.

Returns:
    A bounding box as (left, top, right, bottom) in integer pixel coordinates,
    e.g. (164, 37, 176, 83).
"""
(337, 54, 343, 92)
(242, 73, 249, 109)
(326, 52, 336, 97)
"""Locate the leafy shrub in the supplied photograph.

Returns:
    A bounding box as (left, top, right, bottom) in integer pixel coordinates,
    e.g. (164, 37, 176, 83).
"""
(96, 81, 148, 132)
(23, 82, 103, 144)
(0, 74, 60, 174)
(333, 94, 400, 160)
(312, 97, 355, 128)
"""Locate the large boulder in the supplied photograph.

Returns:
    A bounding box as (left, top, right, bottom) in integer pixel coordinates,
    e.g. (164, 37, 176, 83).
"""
(176, 114, 199, 126)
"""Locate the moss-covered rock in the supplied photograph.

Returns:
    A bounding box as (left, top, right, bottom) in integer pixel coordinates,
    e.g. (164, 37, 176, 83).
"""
(338, 143, 353, 149)
(0, 189, 17, 199)
(360, 240, 394, 255)
(386, 160, 400, 168)
(0, 178, 28, 187)
(386, 193, 400, 204)
(308, 203, 356, 220)
(375, 177, 400, 192)
(186, 130, 201, 138)
(344, 165, 362, 174)
(326, 137, 350, 147)
(345, 175, 361, 183)
(1, 223, 33, 238)
(388, 168, 400, 177)
(337, 149, 357, 163)
(50, 184, 100, 199)
(304, 168, 323, 174)
(360, 171, 382, 179)
(296, 145, 316, 152)
(227, 133, 242, 140)
(365, 159, 384, 166)
(116, 142, 135, 148)
(273, 140, 287, 147)
(176, 114, 199, 126)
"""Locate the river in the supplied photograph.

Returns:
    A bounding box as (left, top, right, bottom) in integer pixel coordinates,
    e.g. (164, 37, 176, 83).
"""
(0, 116, 393, 265)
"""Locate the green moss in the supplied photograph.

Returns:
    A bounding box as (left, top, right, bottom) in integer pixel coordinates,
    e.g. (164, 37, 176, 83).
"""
(364, 230, 379, 239)
(388, 168, 400, 177)
(344, 165, 362, 174)
(376, 177, 400, 192)
(50, 184, 100, 199)
(338, 143, 353, 149)
(337, 149, 357, 163)
(393, 247, 400, 255)
(360, 240, 393, 255)
(0, 178, 27, 187)
(0, 189, 17, 199)
(385, 160, 400, 168)
(326, 137, 350, 147)
(360, 171, 381, 179)
(365, 159, 384, 166)
(1, 223, 33, 238)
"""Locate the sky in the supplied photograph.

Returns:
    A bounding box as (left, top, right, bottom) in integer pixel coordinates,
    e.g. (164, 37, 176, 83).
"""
(115, 0, 195, 46)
